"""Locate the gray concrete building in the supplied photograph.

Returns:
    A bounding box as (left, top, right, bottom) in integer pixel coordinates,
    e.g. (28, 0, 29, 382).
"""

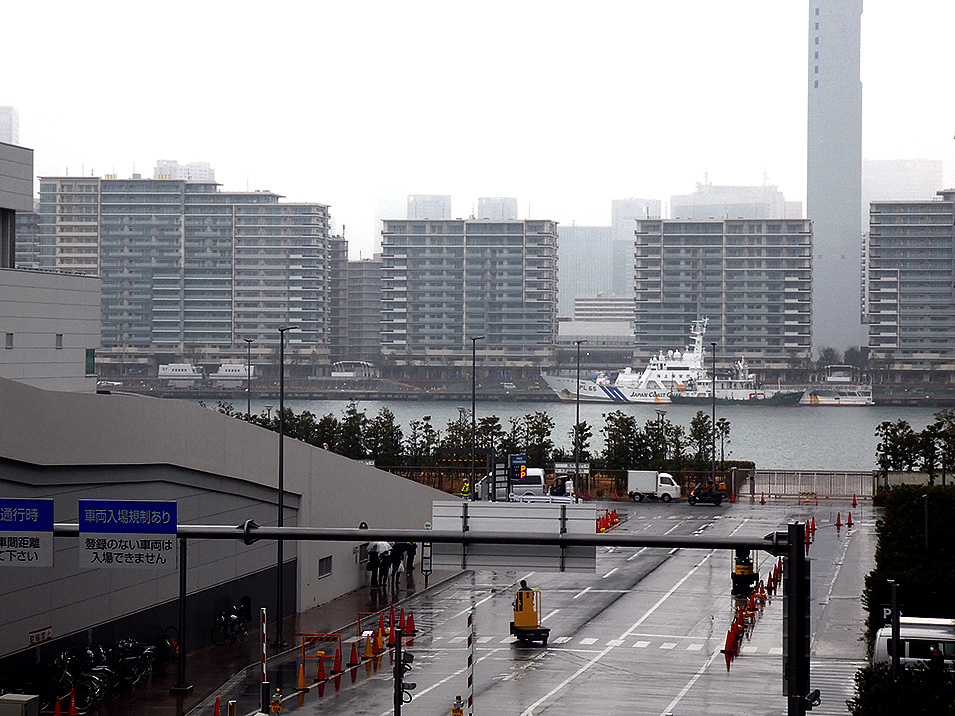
(407, 194, 451, 220)
(37, 176, 331, 375)
(866, 193, 955, 381)
(380, 219, 557, 373)
(807, 0, 864, 353)
(0, 107, 18, 145)
(633, 218, 813, 370)
(862, 159, 943, 227)
(611, 198, 661, 298)
(477, 197, 518, 221)
(344, 255, 383, 365)
(556, 225, 613, 317)
(670, 182, 799, 221)
(153, 159, 215, 182)
(0, 375, 447, 669)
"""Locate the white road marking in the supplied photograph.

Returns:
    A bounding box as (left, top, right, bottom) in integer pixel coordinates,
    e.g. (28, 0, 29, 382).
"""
(452, 592, 495, 619)
(607, 639, 623, 647)
(554, 636, 572, 644)
(519, 550, 715, 716)
(602, 567, 618, 579)
(633, 641, 651, 648)
(572, 586, 591, 599)
(687, 643, 704, 651)
(660, 648, 723, 716)
(579, 637, 598, 645)
(627, 547, 649, 561)
(541, 609, 559, 623)
(661, 642, 677, 650)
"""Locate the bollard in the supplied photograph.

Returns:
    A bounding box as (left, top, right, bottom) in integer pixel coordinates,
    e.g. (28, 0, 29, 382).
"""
(227, 701, 236, 716)
(451, 694, 465, 716)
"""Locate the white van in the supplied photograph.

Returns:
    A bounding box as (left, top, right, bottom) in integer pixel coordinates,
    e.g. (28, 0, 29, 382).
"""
(873, 617, 955, 668)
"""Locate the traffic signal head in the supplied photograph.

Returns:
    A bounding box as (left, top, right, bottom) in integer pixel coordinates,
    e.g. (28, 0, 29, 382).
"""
(401, 651, 415, 680)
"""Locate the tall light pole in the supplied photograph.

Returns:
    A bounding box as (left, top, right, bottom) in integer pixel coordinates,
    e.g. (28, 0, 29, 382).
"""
(655, 408, 667, 463)
(710, 341, 717, 488)
(469, 335, 484, 500)
(575, 340, 586, 499)
(275, 324, 298, 647)
(243, 338, 254, 419)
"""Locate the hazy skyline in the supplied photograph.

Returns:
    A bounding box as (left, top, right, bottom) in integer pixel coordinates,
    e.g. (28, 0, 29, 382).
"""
(4, 1, 954, 258)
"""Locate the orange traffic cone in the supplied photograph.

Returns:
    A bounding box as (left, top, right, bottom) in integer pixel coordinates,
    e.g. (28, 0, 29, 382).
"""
(363, 635, 374, 659)
(853, 494, 857, 508)
(316, 653, 326, 682)
(730, 491, 735, 503)
(378, 614, 386, 636)
(388, 625, 396, 648)
(811, 517, 816, 533)
(67, 689, 78, 716)
(373, 629, 384, 655)
(53, 695, 62, 716)
(805, 526, 811, 545)
(760, 492, 765, 505)
(332, 646, 343, 674)
(215, 696, 222, 715)
(406, 611, 417, 635)
(317, 679, 326, 698)
(400, 608, 406, 631)
(611, 509, 618, 524)
(835, 512, 842, 528)
(847, 512, 853, 528)
(613, 488, 618, 501)
(348, 641, 361, 667)
(297, 662, 307, 690)
(720, 629, 737, 655)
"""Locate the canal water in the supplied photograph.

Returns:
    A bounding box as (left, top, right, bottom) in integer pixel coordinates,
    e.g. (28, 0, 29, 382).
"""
(220, 397, 948, 472)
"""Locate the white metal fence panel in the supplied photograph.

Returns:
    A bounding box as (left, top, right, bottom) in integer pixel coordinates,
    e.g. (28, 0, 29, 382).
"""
(753, 470, 874, 498)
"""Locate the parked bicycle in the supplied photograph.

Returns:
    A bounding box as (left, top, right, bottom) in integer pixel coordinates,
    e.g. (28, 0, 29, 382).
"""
(211, 599, 250, 646)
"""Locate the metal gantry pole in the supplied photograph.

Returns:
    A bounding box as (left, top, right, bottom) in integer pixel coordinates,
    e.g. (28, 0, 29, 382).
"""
(469, 335, 483, 501)
(276, 324, 298, 647)
(575, 340, 585, 498)
(169, 537, 192, 694)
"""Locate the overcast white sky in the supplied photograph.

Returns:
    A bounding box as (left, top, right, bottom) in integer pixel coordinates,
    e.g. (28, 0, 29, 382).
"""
(4, 1, 954, 257)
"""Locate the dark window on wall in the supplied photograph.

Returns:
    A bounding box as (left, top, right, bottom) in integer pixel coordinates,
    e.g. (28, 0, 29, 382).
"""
(5, 333, 12, 349)
(55, 334, 63, 349)
(319, 556, 332, 578)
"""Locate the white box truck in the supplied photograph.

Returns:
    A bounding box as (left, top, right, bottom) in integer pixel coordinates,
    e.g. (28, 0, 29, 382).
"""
(627, 470, 680, 502)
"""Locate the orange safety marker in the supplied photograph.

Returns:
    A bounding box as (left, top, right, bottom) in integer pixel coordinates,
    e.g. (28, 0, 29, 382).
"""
(316, 653, 326, 682)
(387, 625, 396, 648)
(317, 679, 326, 698)
(67, 689, 78, 716)
(363, 635, 374, 659)
(297, 662, 307, 690)
(811, 517, 816, 533)
(405, 612, 417, 635)
(332, 646, 343, 674)
(347, 642, 361, 667)
(373, 629, 384, 655)
(847, 512, 853, 528)
(400, 608, 406, 631)
(835, 512, 842, 528)
(378, 614, 386, 636)
(730, 491, 735, 503)
(53, 695, 62, 716)
(853, 494, 857, 508)
(760, 492, 765, 505)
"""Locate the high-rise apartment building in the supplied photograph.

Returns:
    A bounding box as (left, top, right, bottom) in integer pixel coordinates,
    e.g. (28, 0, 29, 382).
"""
(153, 159, 215, 182)
(37, 177, 330, 369)
(407, 194, 451, 220)
(477, 197, 518, 221)
(344, 255, 383, 365)
(866, 194, 955, 378)
(633, 218, 813, 370)
(807, 0, 864, 353)
(380, 219, 557, 371)
(611, 198, 661, 296)
(0, 107, 19, 145)
(556, 225, 613, 317)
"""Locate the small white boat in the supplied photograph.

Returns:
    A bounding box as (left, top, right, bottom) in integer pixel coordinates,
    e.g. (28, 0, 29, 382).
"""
(800, 365, 873, 406)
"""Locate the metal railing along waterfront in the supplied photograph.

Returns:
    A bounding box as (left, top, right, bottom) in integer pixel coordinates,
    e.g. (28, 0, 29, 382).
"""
(753, 470, 874, 498)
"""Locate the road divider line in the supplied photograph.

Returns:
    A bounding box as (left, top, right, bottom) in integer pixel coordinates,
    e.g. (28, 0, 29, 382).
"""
(520, 550, 715, 716)
(572, 586, 591, 600)
(541, 609, 559, 622)
(602, 567, 618, 579)
(660, 648, 722, 716)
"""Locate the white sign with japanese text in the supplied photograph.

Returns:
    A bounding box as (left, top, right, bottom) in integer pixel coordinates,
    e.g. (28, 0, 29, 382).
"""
(78, 500, 177, 569)
(0, 498, 54, 567)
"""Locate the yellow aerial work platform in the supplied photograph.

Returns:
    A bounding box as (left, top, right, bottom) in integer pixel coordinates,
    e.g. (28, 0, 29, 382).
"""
(509, 584, 550, 646)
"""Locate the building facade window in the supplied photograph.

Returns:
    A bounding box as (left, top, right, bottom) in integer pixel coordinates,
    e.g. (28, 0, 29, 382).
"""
(318, 555, 333, 578)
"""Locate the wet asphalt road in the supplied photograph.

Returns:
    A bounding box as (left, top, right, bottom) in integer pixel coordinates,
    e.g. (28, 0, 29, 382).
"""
(234, 499, 876, 716)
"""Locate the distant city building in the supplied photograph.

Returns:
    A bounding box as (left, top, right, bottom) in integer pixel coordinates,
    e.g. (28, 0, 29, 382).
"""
(153, 159, 215, 182)
(670, 182, 798, 220)
(611, 198, 661, 298)
(807, 0, 864, 353)
(556, 225, 612, 317)
(380, 218, 557, 371)
(407, 194, 451, 220)
(344, 255, 383, 365)
(574, 295, 635, 323)
(477, 197, 518, 220)
(38, 176, 330, 373)
(633, 218, 813, 371)
(14, 208, 39, 268)
(866, 193, 955, 380)
(327, 234, 349, 363)
(0, 107, 19, 145)
(862, 159, 943, 226)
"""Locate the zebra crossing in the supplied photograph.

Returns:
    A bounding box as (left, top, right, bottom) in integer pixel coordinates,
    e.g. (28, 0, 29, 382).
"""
(807, 658, 867, 715)
(410, 632, 786, 654)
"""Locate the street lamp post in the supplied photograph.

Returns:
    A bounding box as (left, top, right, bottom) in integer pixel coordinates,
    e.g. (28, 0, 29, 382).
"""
(243, 338, 254, 419)
(655, 408, 667, 463)
(575, 340, 586, 499)
(469, 336, 484, 500)
(275, 324, 299, 647)
(710, 342, 717, 488)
